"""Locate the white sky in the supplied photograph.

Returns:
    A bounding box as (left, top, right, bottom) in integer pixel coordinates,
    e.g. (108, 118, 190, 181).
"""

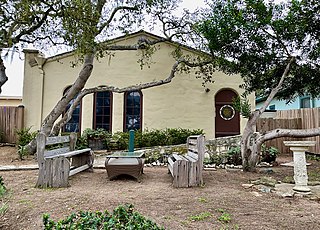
(1, 0, 206, 97)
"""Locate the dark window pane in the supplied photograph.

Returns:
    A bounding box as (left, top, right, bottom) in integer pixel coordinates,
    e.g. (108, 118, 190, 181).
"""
(94, 91, 112, 131)
(301, 97, 311, 108)
(103, 107, 110, 115)
(124, 91, 141, 131)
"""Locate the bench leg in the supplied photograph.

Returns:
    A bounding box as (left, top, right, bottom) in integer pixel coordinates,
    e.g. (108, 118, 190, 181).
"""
(71, 151, 94, 172)
(172, 160, 189, 188)
(36, 157, 70, 188)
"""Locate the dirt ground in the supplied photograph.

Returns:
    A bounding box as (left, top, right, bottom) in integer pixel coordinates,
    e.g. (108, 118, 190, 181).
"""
(1, 146, 320, 230)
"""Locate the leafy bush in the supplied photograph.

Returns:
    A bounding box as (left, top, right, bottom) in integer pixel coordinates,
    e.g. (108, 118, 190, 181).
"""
(15, 127, 38, 146)
(75, 135, 89, 150)
(227, 146, 242, 165)
(82, 128, 111, 140)
(43, 204, 164, 230)
(17, 145, 29, 160)
(111, 131, 130, 150)
(206, 153, 226, 165)
(261, 145, 279, 163)
(76, 128, 203, 151)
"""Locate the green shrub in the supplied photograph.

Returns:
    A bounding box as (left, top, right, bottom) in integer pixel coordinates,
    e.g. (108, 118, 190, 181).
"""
(15, 127, 38, 146)
(261, 145, 279, 163)
(140, 129, 168, 147)
(82, 128, 111, 140)
(112, 131, 130, 150)
(43, 204, 164, 230)
(77, 128, 203, 151)
(75, 135, 89, 150)
(17, 145, 29, 160)
(206, 153, 226, 165)
(227, 146, 242, 165)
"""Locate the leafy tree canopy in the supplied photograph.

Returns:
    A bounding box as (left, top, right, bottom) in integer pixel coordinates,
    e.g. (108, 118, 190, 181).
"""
(196, 0, 320, 102)
(0, 0, 182, 55)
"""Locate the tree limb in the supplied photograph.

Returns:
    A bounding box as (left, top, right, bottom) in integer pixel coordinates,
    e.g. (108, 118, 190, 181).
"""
(41, 53, 95, 135)
(97, 5, 139, 34)
(254, 57, 296, 118)
(51, 58, 184, 134)
(258, 128, 320, 144)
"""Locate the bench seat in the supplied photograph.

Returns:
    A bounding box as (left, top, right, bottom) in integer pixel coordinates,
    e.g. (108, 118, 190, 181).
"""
(45, 148, 92, 159)
(168, 135, 205, 188)
(36, 133, 94, 188)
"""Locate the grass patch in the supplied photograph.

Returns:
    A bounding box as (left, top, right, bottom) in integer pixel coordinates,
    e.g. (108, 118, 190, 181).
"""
(217, 209, 232, 223)
(0, 202, 8, 215)
(188, 211, 211, 221)
(198, 197, 208, 203)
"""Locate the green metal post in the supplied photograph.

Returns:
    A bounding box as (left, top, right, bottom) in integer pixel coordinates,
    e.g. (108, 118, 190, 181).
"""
(128, 130, 134, 152)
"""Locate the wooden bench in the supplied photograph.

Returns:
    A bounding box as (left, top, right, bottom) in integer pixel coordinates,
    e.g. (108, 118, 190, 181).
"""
(168, 135, 205, 188)
(36, 132, 94, 188)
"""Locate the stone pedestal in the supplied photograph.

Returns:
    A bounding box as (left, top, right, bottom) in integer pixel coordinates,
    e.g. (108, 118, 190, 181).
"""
(283, 141, 316, 193)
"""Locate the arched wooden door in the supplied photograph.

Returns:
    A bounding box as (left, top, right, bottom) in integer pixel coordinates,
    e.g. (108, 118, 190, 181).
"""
(215, 89, 240, 137)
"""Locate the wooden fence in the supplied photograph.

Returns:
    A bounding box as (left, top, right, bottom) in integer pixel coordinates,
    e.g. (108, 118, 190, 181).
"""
(0, 106, 24, 144)
(257, 108, 320, 154)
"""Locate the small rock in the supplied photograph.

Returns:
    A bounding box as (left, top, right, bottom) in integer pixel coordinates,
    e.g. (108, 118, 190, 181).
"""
(257, 162, 271, 167)
(258, 185, 272, 193)
(259, 168, 274, 174)
(250, 191, 262, 197)
(204, 167, 217, 171)
(251, 177, 277, 187)
(281, 193, 294, 198)
(234, 165, 243, 169)
(242, 183, 254, 189)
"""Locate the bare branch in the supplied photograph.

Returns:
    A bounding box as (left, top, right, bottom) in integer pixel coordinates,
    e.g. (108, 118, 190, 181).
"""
(97, 5, 139, 34)
(255, 57, 295, 118)
(51, 58, 183, 134)
(258, 128, 320, 143)
(12, 5, 54, 45)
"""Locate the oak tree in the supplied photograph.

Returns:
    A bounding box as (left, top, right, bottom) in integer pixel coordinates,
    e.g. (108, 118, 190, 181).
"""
(197, 0, 320, 171)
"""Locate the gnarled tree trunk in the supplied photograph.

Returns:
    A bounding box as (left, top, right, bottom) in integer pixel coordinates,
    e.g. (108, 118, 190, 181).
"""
(241, 57, 295, 171)
(25, 53, 95, 154)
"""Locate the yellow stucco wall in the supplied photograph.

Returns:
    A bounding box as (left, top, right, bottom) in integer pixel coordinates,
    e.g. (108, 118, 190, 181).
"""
(0, 97, 22, 106)
(22, 32, 254, 139)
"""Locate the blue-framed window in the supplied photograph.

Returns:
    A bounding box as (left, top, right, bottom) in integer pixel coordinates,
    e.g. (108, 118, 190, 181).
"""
(124, 91, 142, 131)
(94, 91, 112, 131)
(63, 86, 81, 133)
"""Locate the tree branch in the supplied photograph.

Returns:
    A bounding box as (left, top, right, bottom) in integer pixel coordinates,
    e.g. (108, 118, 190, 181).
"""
(261, 27, 291, 57)
(254, 57, 295, 118)
(97, 5, 139, 34)
(51, 58, 183, 134)
(12, 5, 54, 45)
(258, 128, 320, 144)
